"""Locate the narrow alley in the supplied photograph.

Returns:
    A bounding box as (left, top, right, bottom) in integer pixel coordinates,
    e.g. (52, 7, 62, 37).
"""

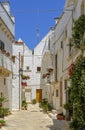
(1, 104, 69, 130)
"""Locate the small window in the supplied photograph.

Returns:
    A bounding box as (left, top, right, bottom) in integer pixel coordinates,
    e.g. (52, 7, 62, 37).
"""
(64, 80, 67, 90)
(0, 40, 5, 50)
(61, 41, 63, 49)
(32, 50, 34, 55)
(26, 66, 29, 70)
(4, 78, 6, 85)
(65, 29, 67, 38)
(37, 67, 41, 72)
(56, 89, 58, 97)
(55, 54, 57, 81)
(48, 38, 50, 50)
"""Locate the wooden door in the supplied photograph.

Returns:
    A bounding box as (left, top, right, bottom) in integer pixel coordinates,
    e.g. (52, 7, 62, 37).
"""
(36, 89, 42, 102)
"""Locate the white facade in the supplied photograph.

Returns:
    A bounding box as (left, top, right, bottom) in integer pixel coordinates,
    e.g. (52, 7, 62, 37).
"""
(0, 1, 15, 110)
(12, 0, 85, 112)
(12, 39, 24, 110)
(40, 0, 85, 116)
(54, 0, 85, 114)
(12, 36, 46, 110)
(40, 29, 55, 102)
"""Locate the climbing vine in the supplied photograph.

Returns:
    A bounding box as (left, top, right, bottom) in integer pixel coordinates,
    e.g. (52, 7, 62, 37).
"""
(72, 15, 85, 49)
(69, 57, 85, 130)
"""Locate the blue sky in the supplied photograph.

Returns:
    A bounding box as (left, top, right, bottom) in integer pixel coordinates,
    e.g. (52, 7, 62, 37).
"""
(10, 0, 66, 50)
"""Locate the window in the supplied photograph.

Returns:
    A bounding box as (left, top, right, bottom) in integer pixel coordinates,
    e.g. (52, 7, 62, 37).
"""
(60, 81, 63, 106)
(69, 38, 73, 56)
(21, 55, 23, 68)
(56, 89, 58, 97)
(55, 54, 57, 81)
(61, 41, 63, 49)
(32, 50, 34, 55)
(64, 80, 67, 90)
(0, 40, 5, 50)
(12, 56, 15, 63)
(4, 78, 6, 85)
(48, 38, 50, 50)
(64, 28, 67, 40)
(26, 66, 29, 70)
(65, 29, 67, 38)
(37, 67, 41, 72)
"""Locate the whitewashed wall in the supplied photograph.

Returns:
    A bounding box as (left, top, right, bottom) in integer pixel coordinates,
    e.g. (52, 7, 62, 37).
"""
(53, 0, 85, 113)
(12, 40, 24, 110)
(0, 2, 14, 111)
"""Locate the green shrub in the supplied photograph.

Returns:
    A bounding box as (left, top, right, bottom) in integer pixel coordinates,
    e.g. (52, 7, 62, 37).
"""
(22, 100, 28, 107)
(0, 120, 6, 125)
(39, 99, 53, 112)
(31, 99, 36, 104)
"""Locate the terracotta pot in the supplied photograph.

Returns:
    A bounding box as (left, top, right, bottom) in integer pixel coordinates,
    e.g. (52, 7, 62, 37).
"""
(57, 115, 65, 120)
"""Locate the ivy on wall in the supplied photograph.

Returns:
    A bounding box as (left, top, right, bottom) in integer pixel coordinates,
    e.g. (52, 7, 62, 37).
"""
(72, 15, 85, 49)
(70, 57, 85, 130)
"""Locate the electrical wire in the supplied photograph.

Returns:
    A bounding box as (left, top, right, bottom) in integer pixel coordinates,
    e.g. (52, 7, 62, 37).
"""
(0, 9, 63, 14)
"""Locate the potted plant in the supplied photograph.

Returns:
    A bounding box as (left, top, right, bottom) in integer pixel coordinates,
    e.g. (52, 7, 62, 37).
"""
(0, 119, 6, 126)
(22, 100, 28, 110)
(31, 99, 36, 104)
(57, 113, 65, 120)
(0, 96, 8, 118)
(64, 103, 73, 121)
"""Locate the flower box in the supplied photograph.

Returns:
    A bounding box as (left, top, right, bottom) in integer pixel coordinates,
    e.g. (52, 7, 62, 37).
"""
(2, 49, 6, 54)
(6, 52, 10, 57)
(21, 75, 30, 80)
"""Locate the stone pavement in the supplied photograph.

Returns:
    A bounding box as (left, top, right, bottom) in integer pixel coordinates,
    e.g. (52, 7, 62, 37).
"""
(1, 104, 70, 130)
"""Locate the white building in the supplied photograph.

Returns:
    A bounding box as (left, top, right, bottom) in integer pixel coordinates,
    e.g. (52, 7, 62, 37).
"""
(12, 38, 24, 110)
(0, 1, 15, 110)
(40, 0, 85, 117)
(12, 37, 46, 110)
(40, 28, 55, 103)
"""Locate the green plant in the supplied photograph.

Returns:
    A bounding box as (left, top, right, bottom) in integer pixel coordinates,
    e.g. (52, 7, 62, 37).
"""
(0, 95, 9, 118)
(39, 99, 48, 108)
(67, 14, 85, 130)
(0, 96, 8, 107)
(72, 15, 85, 49)
(31, 99, 36, 104)
(3, 108, 10, 116)
(0, 120, 6, 126)
(39, 99, 53, 112)
(69, 57, 85, 130)
(64, 102, 72, 110)
(22, 100, 28, 107)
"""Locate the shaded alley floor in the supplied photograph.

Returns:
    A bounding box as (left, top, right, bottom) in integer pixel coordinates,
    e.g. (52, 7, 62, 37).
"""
(1, 104, 70, 130)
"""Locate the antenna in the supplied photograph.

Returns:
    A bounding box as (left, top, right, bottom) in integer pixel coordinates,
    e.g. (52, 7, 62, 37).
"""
(36, 27, 40, 43)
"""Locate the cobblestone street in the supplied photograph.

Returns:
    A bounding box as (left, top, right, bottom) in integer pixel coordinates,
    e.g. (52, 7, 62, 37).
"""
(1, 104, 69, 130)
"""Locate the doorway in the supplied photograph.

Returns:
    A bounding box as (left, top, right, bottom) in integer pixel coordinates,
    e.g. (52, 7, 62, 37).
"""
(36, 89, 42, 102)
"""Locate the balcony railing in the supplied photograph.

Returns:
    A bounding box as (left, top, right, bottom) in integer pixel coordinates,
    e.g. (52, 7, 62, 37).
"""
(0, 50, 12, 77)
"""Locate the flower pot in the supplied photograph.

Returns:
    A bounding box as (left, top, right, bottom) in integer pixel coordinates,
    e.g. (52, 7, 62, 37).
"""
(57, 114, 65, 120)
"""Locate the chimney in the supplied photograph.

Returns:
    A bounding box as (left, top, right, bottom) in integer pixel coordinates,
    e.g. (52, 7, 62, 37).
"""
(54, 17, 59, 25)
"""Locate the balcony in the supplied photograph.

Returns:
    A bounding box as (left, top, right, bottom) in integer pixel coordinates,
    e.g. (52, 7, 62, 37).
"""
(0, 50, 12, 77)
(42, 72, 50, 79)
